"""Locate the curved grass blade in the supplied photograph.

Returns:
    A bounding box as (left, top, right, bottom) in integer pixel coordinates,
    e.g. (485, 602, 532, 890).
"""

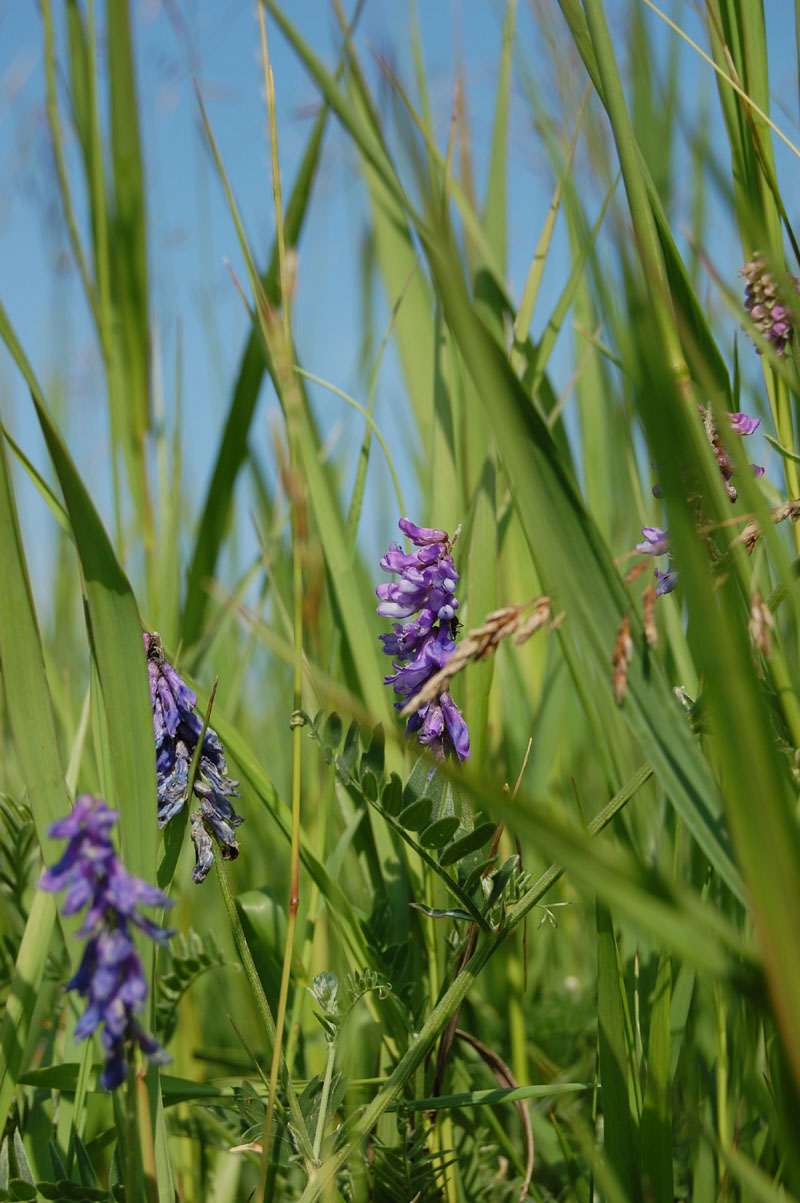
(0, 431, 71, 1136)
(182, 105, 329, 646)
(0, 300, 157, 939)
(414, 226, 743, 899)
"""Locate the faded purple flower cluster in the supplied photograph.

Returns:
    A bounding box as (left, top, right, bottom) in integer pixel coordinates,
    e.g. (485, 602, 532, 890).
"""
(39, 795, 172, 1090)
(377, 518, 470, 761)
(144, 633, 243, 884)
(741, 253, 799, 356)
(640, 410, 763, 597)
(636, 526, 678, 596)
(704, 408, 764, 504)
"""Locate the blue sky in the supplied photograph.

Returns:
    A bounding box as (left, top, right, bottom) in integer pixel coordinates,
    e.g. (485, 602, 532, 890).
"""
(1, 1, 798, 606)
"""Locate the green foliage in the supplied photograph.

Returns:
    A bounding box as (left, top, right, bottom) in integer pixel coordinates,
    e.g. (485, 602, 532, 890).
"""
(155, 930, 225, 1045)
(368, 1124, 447, 1203)
(4, 1, 800, 1200)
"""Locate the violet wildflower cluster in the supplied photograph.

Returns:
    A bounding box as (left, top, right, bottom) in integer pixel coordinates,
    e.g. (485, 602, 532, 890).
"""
(39, 795, 172, 1090)
(376, 518, 470, 761)
(144, 633, 243, 884)
(639, 410, 763, 596)
(741, 253, 799, 356)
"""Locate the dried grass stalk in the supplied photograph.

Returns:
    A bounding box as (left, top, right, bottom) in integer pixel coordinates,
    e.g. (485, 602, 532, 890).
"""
(399, 596, 552, 718)
(612, 614, 633, 705)
(734, 500, 800, 552)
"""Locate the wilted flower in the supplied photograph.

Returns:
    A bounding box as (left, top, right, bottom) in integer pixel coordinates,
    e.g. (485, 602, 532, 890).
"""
(144, 633, 243, 883)
(741, 253, 799, 356)
(39, 795, 172, 1090)
(377, 518, 470, 761)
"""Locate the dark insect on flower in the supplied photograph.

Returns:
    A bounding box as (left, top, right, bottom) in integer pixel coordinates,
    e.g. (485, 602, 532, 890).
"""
(741, 253, 799, 356)
(144, 633, 243, 883)
(376, 518, 470, 761)
(39, 795, 173, 1090)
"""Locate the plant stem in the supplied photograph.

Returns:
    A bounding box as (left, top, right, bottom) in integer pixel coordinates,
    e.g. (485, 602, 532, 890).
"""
(214, 857, 312, 1164)
(313, 1039, 338, 1162)
(257, 11, 306, 1198)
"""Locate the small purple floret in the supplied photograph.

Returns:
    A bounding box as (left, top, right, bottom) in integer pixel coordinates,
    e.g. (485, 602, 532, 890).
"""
(377, 518, 470, 761)
(728, 412, 760, 437)
(39, 795, 172, 1090)
(144, 633, 243, 883)
(636, 526, 670, 556)
(655, 567, 679, 597)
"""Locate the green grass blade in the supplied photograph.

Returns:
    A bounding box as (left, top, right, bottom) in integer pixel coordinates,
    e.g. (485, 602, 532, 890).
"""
(0, 431, 71, 1136)
(182, 106, 329, 646)
(412, 227, 742, 898)
(640, 951, 673, 1203)
(0, 300, 157, 932)
(1, 423, 71, 540)
(596, 903, 639, 1201)
(106, 0, 149, 446)
(634, 332, 800, 1090)
(482, 0, 515, 271)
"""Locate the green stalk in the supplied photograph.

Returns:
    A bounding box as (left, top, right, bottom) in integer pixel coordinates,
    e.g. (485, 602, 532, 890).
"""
(258, 11, 306, 1197)
(313, 1039, 338, 1162)
(213, 857, 312, 1165)
(135, 1065, 158, 1203)
(579, 0, 687, 385)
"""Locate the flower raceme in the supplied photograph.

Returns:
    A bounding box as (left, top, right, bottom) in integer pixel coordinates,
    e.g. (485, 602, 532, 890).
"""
(741, 253, 799, 356)
(377, 517, 471, 760)
(376, 518, 470, 761)
(640, 408, 764, 596)
(39, 795, 172, 1090)
(144, 633, 243, 883)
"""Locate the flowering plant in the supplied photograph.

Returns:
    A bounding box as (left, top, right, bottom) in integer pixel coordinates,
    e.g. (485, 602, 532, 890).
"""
(39, 795, 172, 1089)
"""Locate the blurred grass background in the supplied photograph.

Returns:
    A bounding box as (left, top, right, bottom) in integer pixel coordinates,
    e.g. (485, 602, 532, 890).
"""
(2, 1, 800, 1200)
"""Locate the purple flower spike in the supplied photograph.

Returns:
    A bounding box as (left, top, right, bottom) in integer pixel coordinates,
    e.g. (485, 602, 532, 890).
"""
(39, 795, 173, 1090)
(144, 633, 243, 883)
(377, 519, 470, 761)
(728, 411, 760, 437)
(636, 526, 670, 556)
(741, 254, 799, 356)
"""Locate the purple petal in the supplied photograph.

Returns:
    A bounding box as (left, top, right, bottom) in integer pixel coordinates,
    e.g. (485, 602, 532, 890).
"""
(728, 411, 760, 436)
(635, 526, 670, 556)
(440, 692, 471, 761)
(655, 567, 679, 596)
(398, 517, 449, 545)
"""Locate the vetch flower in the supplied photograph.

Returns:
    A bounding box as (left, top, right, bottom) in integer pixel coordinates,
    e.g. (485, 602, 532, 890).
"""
(144, 633, 243, 883)
(635, 526, 670, 556)
(654, 566, 679, 597)
(39, 795, 172, 1090)
(728, 412, 760, 437)
(741, 253, 799, 356)
(701, 407, 763, 502)
(638, 411, 762, 603)
(635, 526, 678, 596)
(377, 518, 470, 761)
